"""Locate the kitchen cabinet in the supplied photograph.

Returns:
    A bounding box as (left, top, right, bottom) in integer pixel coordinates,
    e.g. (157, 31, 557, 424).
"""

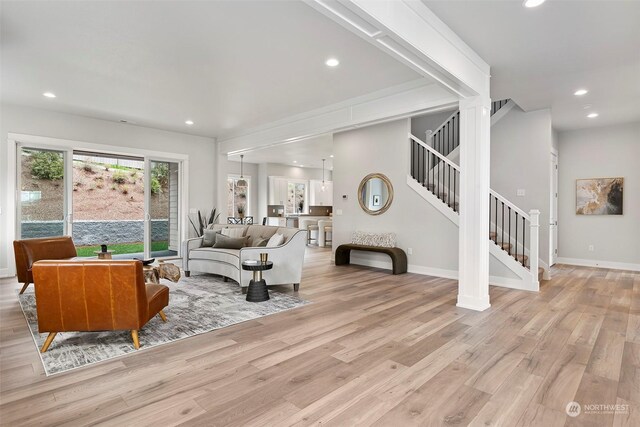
(268, 177, 289, 206)
(309, 180, 333, 206)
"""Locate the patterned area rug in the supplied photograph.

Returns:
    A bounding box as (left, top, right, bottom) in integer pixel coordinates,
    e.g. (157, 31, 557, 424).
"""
(18, 273, 309, 376)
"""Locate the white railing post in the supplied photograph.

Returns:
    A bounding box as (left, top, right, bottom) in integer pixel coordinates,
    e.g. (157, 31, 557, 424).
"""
(529, 209, 540, 290)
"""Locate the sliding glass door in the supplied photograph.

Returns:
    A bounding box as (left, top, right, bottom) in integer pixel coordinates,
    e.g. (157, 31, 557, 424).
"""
(71, 152, 145, 258)
(17, 147, 68, 239)
(16, 143, 183, 260)
(148, 160, 180, 258)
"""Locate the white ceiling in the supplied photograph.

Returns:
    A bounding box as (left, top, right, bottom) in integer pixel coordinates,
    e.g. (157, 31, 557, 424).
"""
(0, 0, 421, 138)
(424, 0, 640, 131)
(229, 134, 334, 170)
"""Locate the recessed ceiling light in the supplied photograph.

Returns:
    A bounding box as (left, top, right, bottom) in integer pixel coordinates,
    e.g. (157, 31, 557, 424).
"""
(43, 92, 56, 98)
(185, 120, 194, 125)
(523, 0, 545, 8)
(293, 160, 297, 163)
(574, 89, 588, 96)
(587, 113, 599, 118)
(330, 155, 334, 158)
(325, 58, 339, 67)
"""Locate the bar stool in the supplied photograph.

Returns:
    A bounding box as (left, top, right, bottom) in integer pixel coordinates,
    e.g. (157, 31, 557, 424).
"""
(324, 226, 332, 246)
(299, 219, 319, 245)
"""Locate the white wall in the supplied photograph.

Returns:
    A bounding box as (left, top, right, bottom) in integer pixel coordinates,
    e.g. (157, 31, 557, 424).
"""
(410, 109, 456, 141)
(557, 122, 640, 269)
(490, 106, 553, 265)
(333, 118, 520, 281)
(0, 104, 216, 275)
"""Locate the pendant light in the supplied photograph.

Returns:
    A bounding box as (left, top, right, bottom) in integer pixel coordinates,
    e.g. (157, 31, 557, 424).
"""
(321, 158, 326, 192)
(237, 154, 247, 187)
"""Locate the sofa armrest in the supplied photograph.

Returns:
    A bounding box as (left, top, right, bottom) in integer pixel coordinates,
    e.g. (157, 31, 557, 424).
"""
(182, 237, 204, 272)
(238, 230, 307, 287)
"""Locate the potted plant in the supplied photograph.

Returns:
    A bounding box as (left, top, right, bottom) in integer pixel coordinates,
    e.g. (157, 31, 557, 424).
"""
(188, 208, 220, 237)
(237, 204, 245, 220)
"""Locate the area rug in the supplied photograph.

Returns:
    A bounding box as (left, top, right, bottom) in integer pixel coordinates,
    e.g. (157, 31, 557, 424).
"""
(18, 273, 310, 376)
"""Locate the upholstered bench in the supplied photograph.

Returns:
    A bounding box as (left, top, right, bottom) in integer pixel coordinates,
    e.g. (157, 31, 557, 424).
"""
(335, 244, 408, 275)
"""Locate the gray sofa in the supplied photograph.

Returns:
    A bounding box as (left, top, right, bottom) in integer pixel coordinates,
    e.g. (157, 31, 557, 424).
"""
(182, 224, 307, 291)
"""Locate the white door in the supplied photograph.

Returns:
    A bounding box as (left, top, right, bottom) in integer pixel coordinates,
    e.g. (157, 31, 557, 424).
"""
(550, 152, 558, 265)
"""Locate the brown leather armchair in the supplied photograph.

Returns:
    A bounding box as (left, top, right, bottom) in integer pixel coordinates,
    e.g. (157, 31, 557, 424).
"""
(13, 236, 78, 294)
(32, 260, 169, 352)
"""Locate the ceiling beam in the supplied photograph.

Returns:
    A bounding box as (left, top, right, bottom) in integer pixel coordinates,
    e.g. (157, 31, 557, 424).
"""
(305, 0, 490, 98)
(217, 80, 457, 155)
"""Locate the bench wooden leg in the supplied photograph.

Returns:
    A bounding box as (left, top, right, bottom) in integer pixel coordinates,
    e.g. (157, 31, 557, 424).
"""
(158, 310, 167, 322)
(293, 283, 300, 292)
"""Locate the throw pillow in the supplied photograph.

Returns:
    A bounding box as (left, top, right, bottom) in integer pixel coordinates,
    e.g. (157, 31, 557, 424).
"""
(213, 234, 248, 249)
(252, 238, 269, 247)
(202, 229, 220, 247)
(266, 233, 285, 247)
(221, 227, 245, 238)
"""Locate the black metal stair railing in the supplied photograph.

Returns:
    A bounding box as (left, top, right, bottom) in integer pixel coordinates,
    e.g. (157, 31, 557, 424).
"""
(489, 191, 531, 270)
(428, 99, 511, 160)
(410, 135, 460, 213)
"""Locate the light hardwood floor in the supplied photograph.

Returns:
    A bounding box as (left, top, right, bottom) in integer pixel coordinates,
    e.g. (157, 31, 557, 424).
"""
(1, 248, 639, 426)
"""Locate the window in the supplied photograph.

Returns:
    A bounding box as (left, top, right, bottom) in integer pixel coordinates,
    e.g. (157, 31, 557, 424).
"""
(227, 175, 249, 218)
(287, 181, 306, 214)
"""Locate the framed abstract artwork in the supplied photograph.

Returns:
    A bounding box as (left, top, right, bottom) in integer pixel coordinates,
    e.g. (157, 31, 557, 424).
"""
(576, 177, 623, 215)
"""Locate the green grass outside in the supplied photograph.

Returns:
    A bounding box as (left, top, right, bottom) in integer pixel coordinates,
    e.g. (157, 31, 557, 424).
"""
(76, 241, 169, 257)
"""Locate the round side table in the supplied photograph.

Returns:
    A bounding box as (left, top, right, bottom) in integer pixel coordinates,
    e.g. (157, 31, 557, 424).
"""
(241, 261, 273, 302)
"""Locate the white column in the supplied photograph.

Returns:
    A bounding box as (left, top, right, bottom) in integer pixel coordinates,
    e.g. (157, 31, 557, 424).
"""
(529, 209, 540, 291)
(457, 95, 491, 311)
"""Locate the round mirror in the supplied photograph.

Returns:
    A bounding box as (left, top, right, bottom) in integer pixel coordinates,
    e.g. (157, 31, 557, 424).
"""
(358, 173, 394, 215)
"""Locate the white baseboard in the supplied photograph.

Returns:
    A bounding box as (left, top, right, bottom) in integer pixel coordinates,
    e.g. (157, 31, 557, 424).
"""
(0, 268, 10, 279)
(556, 257, 640, 272)
(456, 294, 491, 311)
(349, 257, 537, 291)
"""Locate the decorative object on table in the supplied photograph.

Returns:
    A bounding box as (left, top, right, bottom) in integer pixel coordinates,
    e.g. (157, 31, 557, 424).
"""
(242, 260, 274, 302)
(352, 231, 396, 248)
(94, 249, 113, 260)
(18, 272, 308, 375)
(576, 177, 623, 215)
(358, 173, 394, 215)
(13, 236, 78, 295)
(237, 204, 245, 220)
(260, 252, 268, 263)
(31, 260, 169, 354)
(100, 244, 108, 253)
(188, 208, 220, 237)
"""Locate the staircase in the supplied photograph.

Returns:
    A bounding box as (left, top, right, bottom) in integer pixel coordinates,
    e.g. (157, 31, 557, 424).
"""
(408, 99, 544, 291)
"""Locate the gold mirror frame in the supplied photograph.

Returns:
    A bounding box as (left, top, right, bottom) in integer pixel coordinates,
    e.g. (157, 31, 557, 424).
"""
(357, 173, 394, 216)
